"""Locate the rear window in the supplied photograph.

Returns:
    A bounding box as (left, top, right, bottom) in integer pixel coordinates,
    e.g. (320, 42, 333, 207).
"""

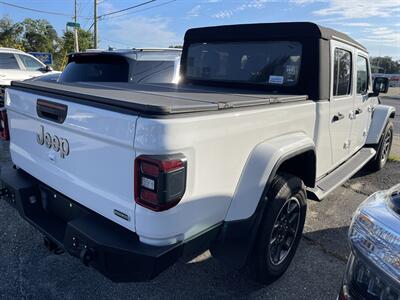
(131, 61, 176, 84)
(59, 55, 129, 82)
(186, 41, 302, 86)
(58, 54, 178, 84)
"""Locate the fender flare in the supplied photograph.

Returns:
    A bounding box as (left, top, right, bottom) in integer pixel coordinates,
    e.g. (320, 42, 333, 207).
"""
(226, 132, 315, 221)
(211, 132, 315, 268)
(366, 105, 396, 145)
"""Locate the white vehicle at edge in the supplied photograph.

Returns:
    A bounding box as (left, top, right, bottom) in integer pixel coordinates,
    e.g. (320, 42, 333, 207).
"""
(0, 22, 396, 283)
(0, 48, 59, 103)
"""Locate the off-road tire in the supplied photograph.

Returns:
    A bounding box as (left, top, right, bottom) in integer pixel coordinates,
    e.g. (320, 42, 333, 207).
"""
(248, 172, 307, 284)
(368, 121, 393, 172)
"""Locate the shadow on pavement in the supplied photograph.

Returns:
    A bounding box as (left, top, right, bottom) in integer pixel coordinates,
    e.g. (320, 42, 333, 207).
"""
(0, 197, 345, 300)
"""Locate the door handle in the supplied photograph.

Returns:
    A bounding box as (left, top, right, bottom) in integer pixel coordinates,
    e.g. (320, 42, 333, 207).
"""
(355, 108, 363, 115)
(332, 112, 344, 122)
(37, 99, 68, 124)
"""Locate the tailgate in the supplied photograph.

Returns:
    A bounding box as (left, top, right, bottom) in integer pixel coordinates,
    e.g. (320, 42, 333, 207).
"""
(5, 88, 138, 231)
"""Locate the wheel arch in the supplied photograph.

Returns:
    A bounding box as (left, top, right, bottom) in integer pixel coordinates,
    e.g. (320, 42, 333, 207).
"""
(366, 104, 396, 145)
(277, 149, 316, 188)
(225, 133, 315, 222)
(211, 133, 315, 268)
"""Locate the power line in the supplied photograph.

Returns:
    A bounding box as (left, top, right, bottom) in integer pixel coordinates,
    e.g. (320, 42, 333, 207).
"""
(80, 0, 94, 29)
(87, 0, 176, 33)
(99, 0, 156, 18)
(0, 0, 91, 19)
(102, 0, 177, 20)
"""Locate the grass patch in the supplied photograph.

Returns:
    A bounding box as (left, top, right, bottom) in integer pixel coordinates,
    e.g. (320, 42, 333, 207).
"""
(389, 154, 400, 162)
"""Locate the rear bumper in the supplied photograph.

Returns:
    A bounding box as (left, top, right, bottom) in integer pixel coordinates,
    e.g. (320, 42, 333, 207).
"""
(0, 165, 220, 282)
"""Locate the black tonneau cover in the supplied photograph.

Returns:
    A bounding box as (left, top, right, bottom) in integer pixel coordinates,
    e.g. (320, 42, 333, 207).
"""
(10, 81, 308, 116)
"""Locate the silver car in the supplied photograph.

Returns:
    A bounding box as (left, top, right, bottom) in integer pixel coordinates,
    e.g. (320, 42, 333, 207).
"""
(339, 184, 400, 299)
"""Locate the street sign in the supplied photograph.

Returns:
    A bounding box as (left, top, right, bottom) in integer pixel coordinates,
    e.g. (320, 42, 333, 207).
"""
(66, 22, 80, 28)
(28, 52, 53, 65)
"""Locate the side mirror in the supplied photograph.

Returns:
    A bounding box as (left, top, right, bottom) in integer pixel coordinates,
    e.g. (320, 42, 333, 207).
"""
(40, 65, 53, 73)
(369, 76, 389, 97)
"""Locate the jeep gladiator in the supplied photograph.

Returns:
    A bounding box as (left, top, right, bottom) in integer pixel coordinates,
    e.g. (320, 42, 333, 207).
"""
(0, 22, 395, 283)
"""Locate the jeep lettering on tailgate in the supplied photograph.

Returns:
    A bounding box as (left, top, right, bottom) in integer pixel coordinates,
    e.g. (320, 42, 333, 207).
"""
(36, 125, 70, 158)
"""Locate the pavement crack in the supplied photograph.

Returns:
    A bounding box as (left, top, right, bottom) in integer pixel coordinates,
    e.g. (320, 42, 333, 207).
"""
(342, 183, 370, 197)
(17, 247, 27, 298)
(302, 236, 348, 263)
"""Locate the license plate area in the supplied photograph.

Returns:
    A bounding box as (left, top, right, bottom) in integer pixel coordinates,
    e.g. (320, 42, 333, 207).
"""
(39, 185, 88, 223)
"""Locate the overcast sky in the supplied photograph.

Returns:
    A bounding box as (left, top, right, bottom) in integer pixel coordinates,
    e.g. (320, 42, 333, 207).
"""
(1, 0, 400, 59)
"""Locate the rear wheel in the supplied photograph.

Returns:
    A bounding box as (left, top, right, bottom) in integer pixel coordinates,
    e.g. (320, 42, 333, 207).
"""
(368, 121, 393, 172)
(248, 172, 307, 284)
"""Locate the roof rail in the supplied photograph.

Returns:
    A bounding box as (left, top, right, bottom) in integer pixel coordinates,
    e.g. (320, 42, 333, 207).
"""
(0, 47, 25, 53)
(132, 48, 182, 51)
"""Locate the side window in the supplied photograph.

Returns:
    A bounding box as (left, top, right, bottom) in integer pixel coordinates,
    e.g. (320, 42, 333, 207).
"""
(356, 56, 368, 94)
(333, 48, 352, 96)
(17, 54, 44, 71)
(0, 53, 20, 69)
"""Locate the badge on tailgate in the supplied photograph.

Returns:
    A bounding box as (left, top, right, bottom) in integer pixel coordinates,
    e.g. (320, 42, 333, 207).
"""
(37, 125, 70, 158)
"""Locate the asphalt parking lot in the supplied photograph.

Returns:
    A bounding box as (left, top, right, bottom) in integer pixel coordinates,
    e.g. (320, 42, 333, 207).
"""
(0, 103, 399, 299)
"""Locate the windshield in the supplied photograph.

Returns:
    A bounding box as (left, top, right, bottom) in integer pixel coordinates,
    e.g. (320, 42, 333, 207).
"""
(186, 41, 302, 86)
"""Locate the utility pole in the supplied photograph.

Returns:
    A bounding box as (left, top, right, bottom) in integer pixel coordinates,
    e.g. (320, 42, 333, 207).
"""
(94, 0, 98, 49)
(74, 0, 79, 52)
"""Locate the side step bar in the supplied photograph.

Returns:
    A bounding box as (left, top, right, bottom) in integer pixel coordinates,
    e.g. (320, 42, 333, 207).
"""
(307, 148, 376, 201)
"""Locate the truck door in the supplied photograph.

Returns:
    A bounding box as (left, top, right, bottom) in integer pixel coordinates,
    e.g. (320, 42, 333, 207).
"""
(329, 42, 354, 166)
(349, 53, 372, 154)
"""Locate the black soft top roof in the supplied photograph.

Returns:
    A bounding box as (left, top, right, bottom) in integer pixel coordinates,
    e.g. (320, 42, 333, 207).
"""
(184, 22, 366, 51)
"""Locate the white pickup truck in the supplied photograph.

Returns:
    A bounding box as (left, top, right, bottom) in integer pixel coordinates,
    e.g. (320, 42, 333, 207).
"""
(0, 22, 395, 283)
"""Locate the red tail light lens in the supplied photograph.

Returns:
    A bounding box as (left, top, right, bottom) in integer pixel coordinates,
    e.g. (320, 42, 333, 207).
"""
(0, 108, 9, 141)
(134, 154, 187, 211)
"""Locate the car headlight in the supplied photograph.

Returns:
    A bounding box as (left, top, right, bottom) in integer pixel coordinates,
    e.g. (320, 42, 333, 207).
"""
(344, 253, 400, 300)
(348, 184, 400, 298)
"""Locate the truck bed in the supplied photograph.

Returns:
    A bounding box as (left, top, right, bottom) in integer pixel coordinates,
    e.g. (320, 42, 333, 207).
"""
(11, 80, 308, 116)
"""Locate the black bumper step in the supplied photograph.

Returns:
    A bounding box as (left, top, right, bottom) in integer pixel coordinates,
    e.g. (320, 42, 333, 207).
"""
(0, 166, 221, 282)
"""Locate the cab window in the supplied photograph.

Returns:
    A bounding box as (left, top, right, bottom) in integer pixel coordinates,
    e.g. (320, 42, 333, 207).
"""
(333, 48, 352, 96)
(356, 56, 368, 94)
(0, 53, 20, 69)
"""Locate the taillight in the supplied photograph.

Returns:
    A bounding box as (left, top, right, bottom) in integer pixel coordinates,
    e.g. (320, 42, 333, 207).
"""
(134, 154, 187, 211)
(0, 108, 9, 141)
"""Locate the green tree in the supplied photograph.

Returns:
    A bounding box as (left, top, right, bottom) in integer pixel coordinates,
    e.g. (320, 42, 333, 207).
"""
(0, 16, 23, 49)
(1, 17, 94, 70)
(20, 18, 59, 53)
(55, 28, 93, 70)
(370, 56, 400, 74)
